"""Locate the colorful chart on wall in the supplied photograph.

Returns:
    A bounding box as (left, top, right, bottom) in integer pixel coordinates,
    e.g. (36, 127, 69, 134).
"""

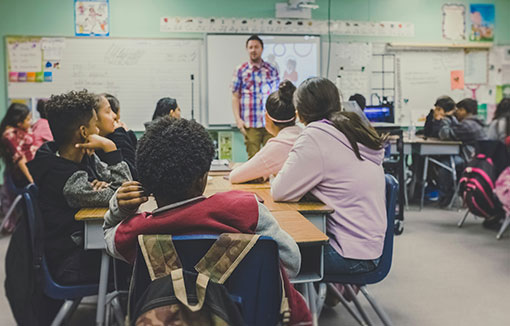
(469, 4, 495, 42)
(75, 0, 109, 36)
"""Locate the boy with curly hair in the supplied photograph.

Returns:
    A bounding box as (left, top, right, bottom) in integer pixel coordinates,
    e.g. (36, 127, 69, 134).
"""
(28, 90, 132, 285)
(103, 117, 311, 324)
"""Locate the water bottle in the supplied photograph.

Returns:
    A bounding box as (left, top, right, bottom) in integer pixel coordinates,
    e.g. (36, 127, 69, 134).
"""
(408, 122, 416, 140)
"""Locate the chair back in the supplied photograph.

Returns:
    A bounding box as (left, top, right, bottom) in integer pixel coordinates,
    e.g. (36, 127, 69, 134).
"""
(22, 184, 99, 300)
(130, 234, 282, 326)
(323, 173, 398, 285)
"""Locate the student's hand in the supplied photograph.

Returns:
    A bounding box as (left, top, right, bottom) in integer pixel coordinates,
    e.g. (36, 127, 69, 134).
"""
(76, 134, 117, 153)
(114, 120, 129, 131)
(91, 179, 111, 191)
(445, 109, 456, 116)
(116, 181, 148, 212)
(236, 118, 247, 136)
(433, 109, 445, 120)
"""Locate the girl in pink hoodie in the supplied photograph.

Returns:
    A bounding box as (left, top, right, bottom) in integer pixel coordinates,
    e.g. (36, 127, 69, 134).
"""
(272, 77, 387, 275)
(230, 80, 302, 183)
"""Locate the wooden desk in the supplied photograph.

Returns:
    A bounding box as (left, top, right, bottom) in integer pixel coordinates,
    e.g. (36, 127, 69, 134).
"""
(390, 136, 462, 210)
(75, 208, 328, 283)
(205, 176, 333, 238)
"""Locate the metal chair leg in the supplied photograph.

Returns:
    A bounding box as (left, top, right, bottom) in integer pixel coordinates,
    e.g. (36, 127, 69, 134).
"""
(316, 283, 327, 317)
(345, 284, 373, 326)
(420, 157, 429, 211)
(51, 299, 81, 326)
(458, 210, 470, 228)
(496, 215, 510, 240)
(0, 194, 22, 232)
(360, 285, 393, 326)
(326, 283, 368, 326)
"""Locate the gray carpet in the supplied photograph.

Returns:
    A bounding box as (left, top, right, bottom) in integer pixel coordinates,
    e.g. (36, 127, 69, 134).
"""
(0, 206, 509, 325)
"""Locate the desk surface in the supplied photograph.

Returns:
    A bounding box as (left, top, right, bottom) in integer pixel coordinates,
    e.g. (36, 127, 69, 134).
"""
(389, 135, 462, 145)
(205, 176, 333, 213)
(75, 207, 328, 245)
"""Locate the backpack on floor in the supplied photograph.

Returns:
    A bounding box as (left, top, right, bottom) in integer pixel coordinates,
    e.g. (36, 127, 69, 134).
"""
(128, 233, 290, 326)
(459, 153, 504, 218)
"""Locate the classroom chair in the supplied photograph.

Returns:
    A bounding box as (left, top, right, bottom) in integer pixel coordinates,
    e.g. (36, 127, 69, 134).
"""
(23, 184, 102, 326)
(317, 174, 398, 326)
(458, 210, 510, 240)
(129, 234, 282, 326)
(0, 171, 25, 233)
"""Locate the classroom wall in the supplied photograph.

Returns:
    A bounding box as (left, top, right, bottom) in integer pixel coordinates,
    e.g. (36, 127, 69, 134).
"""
(1, 0, 509, 162)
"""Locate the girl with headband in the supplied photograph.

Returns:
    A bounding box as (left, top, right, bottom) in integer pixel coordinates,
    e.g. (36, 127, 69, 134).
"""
(229, 80, 302, 183)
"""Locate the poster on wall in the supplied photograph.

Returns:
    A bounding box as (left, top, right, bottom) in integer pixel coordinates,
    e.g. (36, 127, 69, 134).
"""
(442, 4, 465, 40)
(469, 4, 495, 42)
(75, 0, 110, 36)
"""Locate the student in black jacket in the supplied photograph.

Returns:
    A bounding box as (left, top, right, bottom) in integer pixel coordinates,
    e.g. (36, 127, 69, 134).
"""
(27, 90, 131, 285)
(94, 94, 138, 180)
(421, 95, 456, 138)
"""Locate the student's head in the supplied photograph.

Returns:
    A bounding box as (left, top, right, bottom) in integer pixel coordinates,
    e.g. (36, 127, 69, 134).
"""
(36, 99, 48, 119)
(45, 90, 99, 147)
(152, 97, 181, 121)
(294, 77, 384, 160)
(102, 93, 120, 120)
(455, 98, 478, 121)
(93, 95, 117, 137)
(348, 94, 366, 111)
(246, 35, 263, 63)
(265, 80, 297, 136)
(433, 96, 456, 116)
(493, 98, 510, 120)
(0, 103, 32, 135)
(136, 117, 215, 205)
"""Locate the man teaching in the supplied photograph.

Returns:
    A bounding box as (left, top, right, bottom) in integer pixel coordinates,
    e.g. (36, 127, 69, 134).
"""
(232, 35, 280, 158)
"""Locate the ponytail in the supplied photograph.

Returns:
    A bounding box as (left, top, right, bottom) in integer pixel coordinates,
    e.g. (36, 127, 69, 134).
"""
(329, 111, 385, 160)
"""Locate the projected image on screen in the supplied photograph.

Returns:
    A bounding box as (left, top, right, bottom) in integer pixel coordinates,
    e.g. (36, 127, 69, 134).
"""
(206, 34, 320, 125)
(262, 36, 319, 87)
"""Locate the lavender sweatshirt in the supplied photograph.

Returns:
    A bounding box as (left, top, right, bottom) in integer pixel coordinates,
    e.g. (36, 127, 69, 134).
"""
(272, 120, 386, 260)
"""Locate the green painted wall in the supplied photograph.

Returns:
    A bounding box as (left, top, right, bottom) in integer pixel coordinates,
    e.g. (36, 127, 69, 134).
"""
(1, 0, 508, 164)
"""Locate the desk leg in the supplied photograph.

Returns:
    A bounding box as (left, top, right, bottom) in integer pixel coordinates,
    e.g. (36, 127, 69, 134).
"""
(96, 251, 110, 326)
(447, 155, 458, 210)
(420, 156, 429, 211)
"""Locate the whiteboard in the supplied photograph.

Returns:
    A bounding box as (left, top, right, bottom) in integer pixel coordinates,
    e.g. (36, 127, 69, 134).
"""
(7, 37, 203, 131)
(321, 42, 373, 101)
(396, 50, 465, 125)
(207, 34, 320, 125)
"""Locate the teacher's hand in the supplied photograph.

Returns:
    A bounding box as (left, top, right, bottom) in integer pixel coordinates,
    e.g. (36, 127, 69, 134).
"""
(236, 118, 247, 136)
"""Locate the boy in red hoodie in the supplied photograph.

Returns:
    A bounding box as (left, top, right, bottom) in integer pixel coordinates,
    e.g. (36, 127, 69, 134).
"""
(103, 117, 311, 324)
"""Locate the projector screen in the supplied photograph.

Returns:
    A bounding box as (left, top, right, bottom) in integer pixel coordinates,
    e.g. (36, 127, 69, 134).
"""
(206, 34, 320, 125)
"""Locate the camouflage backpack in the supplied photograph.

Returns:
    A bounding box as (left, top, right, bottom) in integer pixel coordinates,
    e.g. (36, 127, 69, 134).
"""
(128, 233, 290, 326)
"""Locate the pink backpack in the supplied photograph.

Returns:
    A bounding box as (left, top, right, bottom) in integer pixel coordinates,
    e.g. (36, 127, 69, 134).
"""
(495, 166, 510, 215)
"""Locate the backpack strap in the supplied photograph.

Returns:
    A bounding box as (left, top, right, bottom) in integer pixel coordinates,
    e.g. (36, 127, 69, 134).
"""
(138, 234, 182, 280)
(194, 233, 260, 284)
(138, 234, 209, 312)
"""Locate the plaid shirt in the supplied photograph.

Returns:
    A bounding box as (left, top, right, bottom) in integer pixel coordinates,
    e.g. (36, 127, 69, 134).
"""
(231, 60, 279, 128)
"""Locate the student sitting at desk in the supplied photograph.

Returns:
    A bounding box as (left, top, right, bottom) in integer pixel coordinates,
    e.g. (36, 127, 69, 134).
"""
(94, 94, 138, 180)
(103, 117, 311, 324)
(437, 98, 487, 205)
(32, 99, 53, 149)
(144, 97, 181, 129)
(104, 93, 138, 147)
(420, 95, 456, 138)
(27, 90, 131, 285)
(438, 98, 486, 155)
(230, 80, 302, 183)
(272, 77, 387, 277)
(488, 98, 510, 143)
